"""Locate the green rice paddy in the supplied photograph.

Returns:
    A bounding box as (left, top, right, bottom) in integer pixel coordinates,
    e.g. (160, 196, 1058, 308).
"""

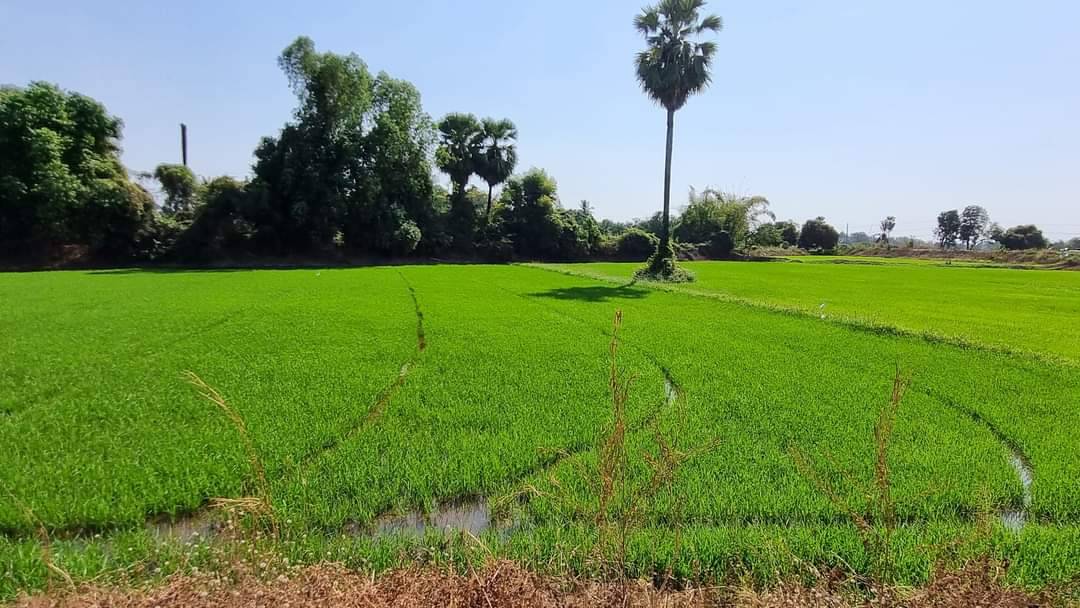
(2, 261, 1079, 596)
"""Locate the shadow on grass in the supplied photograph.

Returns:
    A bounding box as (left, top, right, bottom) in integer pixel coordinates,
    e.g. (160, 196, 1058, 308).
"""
(87, 267, 256, 275)
(528, 282, 649, 302)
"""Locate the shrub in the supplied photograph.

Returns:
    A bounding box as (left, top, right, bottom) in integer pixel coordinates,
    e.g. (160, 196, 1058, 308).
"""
(708, 230, 734, 257)
(798, 217, 840, 252)
(614, 228, 658, 260)
(391, 220, 422, 255)
(993, 225, 1048, 250)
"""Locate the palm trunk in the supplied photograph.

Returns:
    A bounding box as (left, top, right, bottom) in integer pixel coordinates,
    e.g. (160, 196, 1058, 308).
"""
(485, 184, 494, 222)
(660, 108, 675, 257)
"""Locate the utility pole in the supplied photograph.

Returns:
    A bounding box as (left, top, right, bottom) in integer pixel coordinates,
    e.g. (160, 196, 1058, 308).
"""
(180, 123, 188, 167)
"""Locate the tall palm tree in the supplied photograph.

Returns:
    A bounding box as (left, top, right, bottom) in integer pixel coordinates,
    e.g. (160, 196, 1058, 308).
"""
(635, 0, 722, 273)
(475, 118, 518, 220)
(435, 113, 483, 248)
(435, 113, 482, 196)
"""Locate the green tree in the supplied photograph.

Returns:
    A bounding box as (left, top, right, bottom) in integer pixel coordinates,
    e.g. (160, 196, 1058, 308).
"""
(0, 82, 152, 257)
(634, 0, 722, 279)
(673, 188, 771, 250)
(749, 223, 782, 247)
(958, 205, 989, 250)
(798, 217, 840, 251)
(250, 36, 373, 252)
(992, 224, 1048, 250)
(775, 220, 800, 247)
(435, 113, 483, 249)
(152, 163, 199, 218)
(497, 168, 563, 258)
(935, 210, 961, 249)
(475, 118, 518, 221)
(345, 73, 435, 253)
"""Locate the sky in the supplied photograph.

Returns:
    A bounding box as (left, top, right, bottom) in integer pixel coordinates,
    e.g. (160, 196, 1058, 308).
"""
(3, 0, 1079, 241)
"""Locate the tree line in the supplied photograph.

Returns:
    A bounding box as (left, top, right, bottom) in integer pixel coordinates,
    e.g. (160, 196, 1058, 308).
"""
(2, 21, 1071, 267)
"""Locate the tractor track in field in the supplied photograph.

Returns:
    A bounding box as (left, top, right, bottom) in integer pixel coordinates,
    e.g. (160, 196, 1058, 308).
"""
(293, 272, 427, 471)
(921, 387, 1034, 531)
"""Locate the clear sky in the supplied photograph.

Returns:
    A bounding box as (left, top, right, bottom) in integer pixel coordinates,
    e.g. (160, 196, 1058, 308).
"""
(3, 0, 1078, 241)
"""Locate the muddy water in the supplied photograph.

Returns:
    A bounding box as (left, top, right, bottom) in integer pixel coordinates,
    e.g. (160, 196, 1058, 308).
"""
(355, 497, 513, 539)
(146, 509, 224, 544)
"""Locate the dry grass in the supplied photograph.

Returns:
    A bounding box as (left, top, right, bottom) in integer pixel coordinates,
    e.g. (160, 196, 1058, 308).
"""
(182, 371, 276, 536)
(13, 558, 1055, 608)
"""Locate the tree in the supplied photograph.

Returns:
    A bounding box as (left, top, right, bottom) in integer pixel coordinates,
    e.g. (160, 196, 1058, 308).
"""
(958, 205, 990, 250)
(0, 82, 152, 258)
(475, 118, 518, 221)
(798, 217, 840, 251)
(250, 36, 373, 252)
(935, 210, 961, 249)
(749, 223, 782, 247)
(497, 168, 561, 258)
(634, 0, 722, 279)
(992, 224, 1048, 250)
(435, 113, 483, 249)
(153, 164, 198, 218)
(775, 220, 800, 247)
(878, 216, 896, 246)
(345, 73, 435, 254)
(673, 188, 771, 251)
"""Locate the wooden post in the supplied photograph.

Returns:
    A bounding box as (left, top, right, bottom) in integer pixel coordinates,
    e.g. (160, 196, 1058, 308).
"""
(180, 123, 188, 167)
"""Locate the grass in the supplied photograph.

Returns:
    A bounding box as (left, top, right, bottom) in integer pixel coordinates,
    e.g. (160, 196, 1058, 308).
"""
(1, 261, 1079, 598)
(542, 259, 1080, 364)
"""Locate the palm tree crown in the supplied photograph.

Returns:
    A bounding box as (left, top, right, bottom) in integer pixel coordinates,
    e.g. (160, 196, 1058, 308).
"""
(435, 112, 482, 193)
(634, 0, 722, 112)
(475, 118, 519, 219)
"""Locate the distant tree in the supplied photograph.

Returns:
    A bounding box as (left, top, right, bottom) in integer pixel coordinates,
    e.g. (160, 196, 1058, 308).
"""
(958, 205, 990, 250)
(435, 113, 483, 249)
(474, 118, 518, 221)
(992, 224, 1048, 250)
(599, 218, 634, 235)
(634, 0, 722, 279)
(614, 227, 659, 260)
(845, 231, 874, 245)
(749, 223, 782, 247)
(674, 188, 771, 250)
(935, 210, 961, 249)
(798, 217, 840, 251)
(153, 164, 199, 218)
(775, 220, 800, 247)
(636, 211, 666, 237)
(1067, 237, 1080, 250)
(877, 216, 896, 246)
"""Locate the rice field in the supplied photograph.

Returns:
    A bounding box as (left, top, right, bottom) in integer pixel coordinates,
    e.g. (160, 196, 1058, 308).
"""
(2, 261, 1079, 597)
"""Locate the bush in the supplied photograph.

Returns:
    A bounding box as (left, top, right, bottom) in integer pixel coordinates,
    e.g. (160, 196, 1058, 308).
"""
(993, 225, 1048, 250)
(708, 230, 734, 257)
(391, 220, 422, 255)
(798, 217, 840, 252)
(614, 228, 658, 260)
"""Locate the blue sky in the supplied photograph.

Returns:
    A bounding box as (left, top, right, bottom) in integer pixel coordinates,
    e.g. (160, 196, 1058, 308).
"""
(3, 0, 1078, 240)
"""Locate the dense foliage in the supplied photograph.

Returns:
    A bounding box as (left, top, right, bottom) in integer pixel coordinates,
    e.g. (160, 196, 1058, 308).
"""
(0, 82, 155, 258)
(797, 216, 840, 251)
